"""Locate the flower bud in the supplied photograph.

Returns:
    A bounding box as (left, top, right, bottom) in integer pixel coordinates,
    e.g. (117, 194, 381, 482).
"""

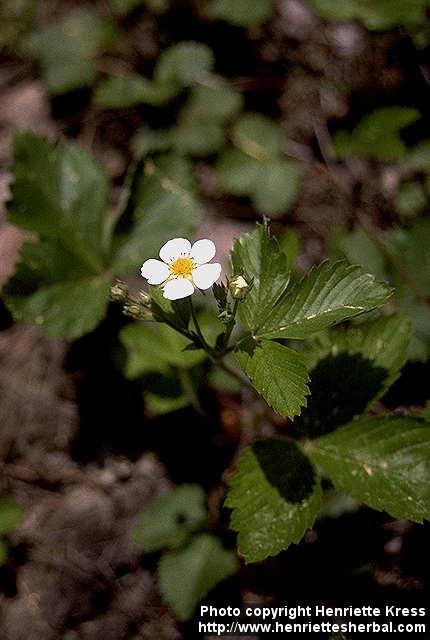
(123, 301, 150, 320)
(229, 274, 252, 300)
(110, 280, 129, 303)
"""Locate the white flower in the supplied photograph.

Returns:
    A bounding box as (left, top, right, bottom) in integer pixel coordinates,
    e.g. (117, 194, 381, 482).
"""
(140, 237, 222, 300)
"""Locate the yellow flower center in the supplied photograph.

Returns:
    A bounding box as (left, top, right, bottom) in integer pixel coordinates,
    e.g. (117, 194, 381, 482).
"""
(169, 256, 195, 278)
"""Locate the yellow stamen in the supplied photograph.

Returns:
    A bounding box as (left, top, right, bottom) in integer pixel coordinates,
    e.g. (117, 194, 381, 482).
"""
(169, 256, 194, 277)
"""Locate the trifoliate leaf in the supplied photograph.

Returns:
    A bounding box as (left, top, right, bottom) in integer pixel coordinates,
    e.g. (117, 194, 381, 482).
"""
(158, 534, 237, 620)
(0, 497, 24, 535)
(26, 10, 117, 94)
(209, 0, 275, 26)
(225, 438, 322, 562)
(295, 314, 412, 437)
(156, 42, 215, 88)
(235, 338, 310, 418)
(230, 225, 290, 332)
(308, 415, 430, 522)
(120, 322, 207, 378)
(112, 153, 201, 274)
(132, 485, 207, 552)
(4, 133, 112, 339)
(94, 74, 177, 109)
(217, 115, 301, 215)
(257, 260, 392, 340)
(333, 107, 420, 161)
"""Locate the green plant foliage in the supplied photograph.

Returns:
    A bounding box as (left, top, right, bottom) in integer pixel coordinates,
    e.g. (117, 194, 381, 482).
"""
(4, 133, 112, 339)
(4, 135, 201, 340)
(296, 314, 412, 437)
(226, 439, 322, 562)
(110, 0, 170, 14)
(94, 74, 177, 109)
(0, 0, 35, 53)
(217, 114, 301, 215)
(257, 260, 392, 340)
(307, 0, 429, 31)
(132, 485, 207, 552)
(209, 0, 275, 26)
(230, 225, 290, 332)
(95, 42, 214, 110)
(158, 534, 237, 620)
(235, 339, 310, 418)
(26, 10, 117, 95)
(333, 107, 420, 161)
(120, 322, 207, 378)
(333, 219, 430, 361)
(0, 498, 24, 535)
(112, 153, 201, 274)
(131, 79, 243, 157)
(0, 540, 7, 566)
(395, 182, 428, 218)
(156, 42, 215, 88)
(308, 415, 430, 522)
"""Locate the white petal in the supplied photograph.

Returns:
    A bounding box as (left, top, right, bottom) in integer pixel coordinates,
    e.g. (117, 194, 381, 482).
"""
(163, 278, 195, 300)
(159, 238, 191, 263)
(192, 263, 222, 290)
(190, 239, 216, 264)
(141, 259, 170, 284)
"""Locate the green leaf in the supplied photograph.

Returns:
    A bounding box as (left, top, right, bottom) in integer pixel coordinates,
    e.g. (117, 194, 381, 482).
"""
(395, 182, 427, 218)
(218, 115, 301, 215)
(225, 439, 322, 562)
(308, 0, 429, 30)
(132, 485, 207, 552)
(253, 158, 301, 216)
(156, 42, 215, 88)
(112, 153, 201, 274)
(230, 225, 290, 332)
(257, 260, 392, 340)
(4, 276, 110, 340)
(185, 82, 243, 122)
(94, 74, 177, 109)
(296, 314, 412, 437)
(110, 0, 170, 14)
(333, 107, 421, 161)
(233, 113, 284, 159)
(120, 321, 207, 379)
(8, 132, 110, 270)
(26, 10, 117, 94)
(4, 133, 112, 339)
(131, 127, 172, 157)
(404, 140, 430, 172)
(331, 227, 388, 282)
(145, 389, 190, 414)
(308, 414, 430, 523)
(158, 533, 237, 620)
(0, 497, 24, 535)
(171, 121, 225, 157)
(235, 338, 310, 418)
(332, 220, 430, 362)
(217, 148, 261, 194)
(209, 0, 275, 26)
